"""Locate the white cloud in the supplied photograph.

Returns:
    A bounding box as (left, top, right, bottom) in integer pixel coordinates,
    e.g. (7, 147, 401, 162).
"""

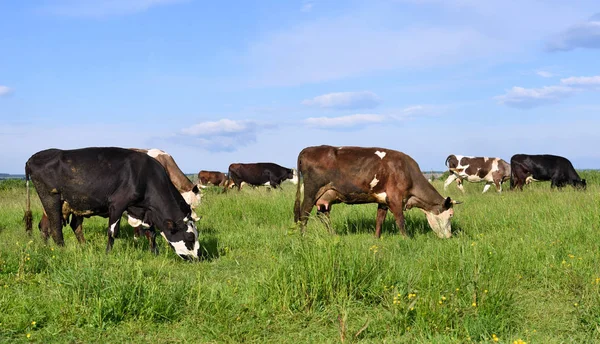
(43, 0, 186, 17)
(560, 75, 600, 87)
(497, 74, 600, 108)
(495, 86, 576, 109)
(302, 91, 381, 110)
(547, 13, 600, 51)
(178, 118, 275, 152)
(536, 71, 554, 78)
(304, 114, 385, 129)
(182, 119, 257, 137)
(0, 86, 12, 97)
(301, 1, 314, 12)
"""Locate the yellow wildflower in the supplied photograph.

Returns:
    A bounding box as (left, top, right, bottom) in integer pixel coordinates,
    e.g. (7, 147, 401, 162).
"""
(441, 296, 446, 301)
(568, 254, 575, 259)
(513, 340, 527, 344)
(492, 334, 499, 342)
(26, 333, 31, 338)
(31, 321, 36, 326)
(472, 302, 477, 307)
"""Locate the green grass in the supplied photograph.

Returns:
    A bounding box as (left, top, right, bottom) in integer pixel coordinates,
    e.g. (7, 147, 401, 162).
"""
(1, 172, 600, 343)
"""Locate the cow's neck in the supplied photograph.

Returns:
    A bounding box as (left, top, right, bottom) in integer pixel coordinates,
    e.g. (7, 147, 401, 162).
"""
(407, 182, 445, 212)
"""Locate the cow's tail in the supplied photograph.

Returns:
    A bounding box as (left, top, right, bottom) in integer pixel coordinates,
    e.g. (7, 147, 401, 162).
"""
(222, 170, 232, 193)
(24, 162, 33, 235)
(444, 155, 454, 168)
(293, 158, 303, 223)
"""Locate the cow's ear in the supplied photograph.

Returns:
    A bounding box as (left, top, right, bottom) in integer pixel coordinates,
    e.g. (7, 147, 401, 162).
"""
(444, 197, 463, 209)
(192, 185, 200, 194)
(444, 197, 453, 209)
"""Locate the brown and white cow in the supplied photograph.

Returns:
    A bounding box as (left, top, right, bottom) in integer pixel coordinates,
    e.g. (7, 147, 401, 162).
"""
(443, 155, 511, 193)
(198, 170, 227, 187)
(37, 148, 201, 245)
(294, 145, 460, 238)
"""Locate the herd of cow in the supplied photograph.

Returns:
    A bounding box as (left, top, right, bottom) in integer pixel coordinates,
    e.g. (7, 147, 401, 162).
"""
(22, 146, 587, 261)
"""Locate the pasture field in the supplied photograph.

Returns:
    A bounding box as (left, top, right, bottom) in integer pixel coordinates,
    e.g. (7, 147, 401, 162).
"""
(1, 172, 600, 343)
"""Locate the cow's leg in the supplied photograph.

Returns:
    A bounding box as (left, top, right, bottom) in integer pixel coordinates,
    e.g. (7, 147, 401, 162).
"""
(133, 226, 145, 241)
(38, 211, 51, 243)
(145, 227, 158, 255)
(298, 185, 319, 232)
(106, 204, 127, 253)
(387, 196, 407, 237)
(482, 182, 492, 193)
(375, 204, 388, 238)
(494, 179, 502, 193)
(443, 174, 457, 190)
(35, 188, 65, 246)
(69, 215, 85, 244)
(316, 204, 333, 234)
(456, 178, 465, 193)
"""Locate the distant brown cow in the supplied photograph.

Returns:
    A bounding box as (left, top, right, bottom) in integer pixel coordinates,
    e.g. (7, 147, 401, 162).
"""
(444, 155, 511, 193)
(198, 170, 227, 187)
(294, 145, 460, 238)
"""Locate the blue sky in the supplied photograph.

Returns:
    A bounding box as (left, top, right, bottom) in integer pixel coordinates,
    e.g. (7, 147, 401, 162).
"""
(1, 0, 599, 174)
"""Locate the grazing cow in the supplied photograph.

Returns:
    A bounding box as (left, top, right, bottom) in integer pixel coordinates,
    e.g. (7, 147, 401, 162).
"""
(224, 163, 298, 191)
(36, 148, 202, 244)
(294, 145, 460, 238)
(198, 170, 227, 187)
(444, 155, 511, 193)
(510, 154, 586, 190)
(24, 147, 201, 260)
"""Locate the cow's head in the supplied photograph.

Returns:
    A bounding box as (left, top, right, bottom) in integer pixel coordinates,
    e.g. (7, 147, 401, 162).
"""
(181, 185, 202, 208)
(422, 197, 460, 238)
(160, 216, 200, 260)
(574, 179, 587, 190)
(289, 168, 299, 185)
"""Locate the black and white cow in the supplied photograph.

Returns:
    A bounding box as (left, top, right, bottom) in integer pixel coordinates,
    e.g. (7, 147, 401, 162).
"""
(510, 154, 586, 190)
(24, 147, 201, 260)
(224, 163, 298, 191)
(444, 155, 511, 193)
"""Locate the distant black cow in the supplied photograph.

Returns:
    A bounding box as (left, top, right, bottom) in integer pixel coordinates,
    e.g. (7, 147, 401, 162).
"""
(224, 163, 298, 191)
(510, 154, 586, 190)
(24, 147, 201, 260)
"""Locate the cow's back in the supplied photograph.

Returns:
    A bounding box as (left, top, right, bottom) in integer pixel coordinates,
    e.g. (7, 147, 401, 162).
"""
(27, 147, 176, 212)
(298, 145, 418, 190)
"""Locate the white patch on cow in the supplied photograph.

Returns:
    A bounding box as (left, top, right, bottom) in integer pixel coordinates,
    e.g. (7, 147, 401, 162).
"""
(181, 190, 201, 208)
(147, 148, 166, 158)
(338, 146, 343, 150)
(370, 175, 379, 189)
(374, 192, 387, 203)
(526, 176, 539, 184)
(160, 219, 200, 260)
(290, 169, 299, 185)
(109, 221, 119, 237)
(127, 215, 150, 228)
(374, 151, 386, 159)
(422, 208, 453, 238)
(484, 157, 489, 162)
